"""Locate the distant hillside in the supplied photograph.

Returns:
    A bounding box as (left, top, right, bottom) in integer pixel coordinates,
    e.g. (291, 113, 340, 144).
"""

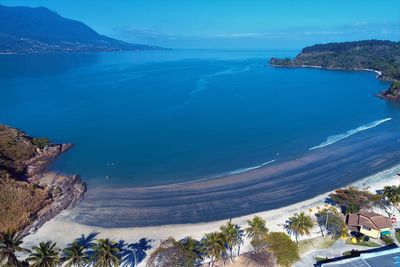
(270, 40, 400, 100)
(0, 4, 162, 53)
(270, 40, 400, 80)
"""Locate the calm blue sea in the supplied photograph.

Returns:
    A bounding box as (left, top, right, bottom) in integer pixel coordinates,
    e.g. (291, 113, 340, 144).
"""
(0, 50, 397, 186)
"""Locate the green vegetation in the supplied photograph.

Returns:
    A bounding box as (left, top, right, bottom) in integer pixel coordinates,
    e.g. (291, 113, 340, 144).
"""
(298, 236, 336, 256)
(381, 236, 394, 245)
(383, 185, 400, 212)
(388, 81, 400, 95)
(270, 40, 400, 99)
(219, 219, 244, 261)
(0, 125, 37, 176)
(27, 241, 60, 267)
(202, 232, 226, 267)
(265, 232, 299, 267)
(329, 187, 374, 214)
(90, 239, 120, 267)
(0, 125, 70, 234)
(1, 231, 152, 267)
(0, 230, 30, 267)
(271, 40, 400, 80)
(61, 241, 88, 267)
(315, 255, 328, 261)
(0, 125, 53, 177)
(286, 212, 314, 244)
(146, 217, 297, 266)
(146, 237, 198, 267)
(345, 237, 380, 247)
(178, 237, 203, 266)
(395, 231, 400, 243)
(316, 208, 347, 239)
(0, 177, 50, 232)
(245, 215, 269, 252)
(31, 138, 50, 149)
(343, 250, 360, 257)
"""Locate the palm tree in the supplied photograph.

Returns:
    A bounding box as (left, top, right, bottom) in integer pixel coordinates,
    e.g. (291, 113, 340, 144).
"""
(245, 216, 268, 252)
(220, 220, 244, 262)
(27, 241, 60, 267)
(0, 230, 30, 267)
(121, 238, 152, 267)
(179, 236, 203, 266)
(61, 241, 88, 267)
(383, 185, 400, 212)
(90, 238, 120, 267)
(202, 232, 226, 267)
(287, 212, 314, 245)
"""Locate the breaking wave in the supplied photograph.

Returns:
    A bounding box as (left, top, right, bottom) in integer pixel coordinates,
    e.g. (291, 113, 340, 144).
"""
(310, 118, 392, 150)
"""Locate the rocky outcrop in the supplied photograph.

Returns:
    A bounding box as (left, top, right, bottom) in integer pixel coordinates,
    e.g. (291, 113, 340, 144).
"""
(0, 124, 86, 235)
(22, 173, 86, 236)
(25, 143, 72, 177)
(377, 81, 400, 101)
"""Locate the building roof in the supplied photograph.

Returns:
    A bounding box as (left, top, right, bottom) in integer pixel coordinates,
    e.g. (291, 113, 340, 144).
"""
(320, 247, 400, 267)
(347, 211, 392, 230)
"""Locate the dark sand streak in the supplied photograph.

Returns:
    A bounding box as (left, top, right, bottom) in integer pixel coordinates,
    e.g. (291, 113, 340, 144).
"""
(72, 123, 400, 227)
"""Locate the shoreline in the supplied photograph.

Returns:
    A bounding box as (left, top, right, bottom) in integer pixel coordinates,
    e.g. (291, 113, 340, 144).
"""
(18, 53, 400, 241)
(270, 63, 385, 80)
(270, 62, 399, 101)
(63, 120, 400, 228)
(0, 124, 86, 235)
(23, 162, 400, 257)
(21, 143, 86, 236)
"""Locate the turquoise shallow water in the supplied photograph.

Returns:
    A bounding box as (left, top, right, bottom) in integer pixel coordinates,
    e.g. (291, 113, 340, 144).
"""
(0, 49, 397, 187)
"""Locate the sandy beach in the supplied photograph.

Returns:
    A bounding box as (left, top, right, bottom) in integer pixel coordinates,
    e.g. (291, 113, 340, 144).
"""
(60, 119, 400, 228)
(23, 162, 400, 264)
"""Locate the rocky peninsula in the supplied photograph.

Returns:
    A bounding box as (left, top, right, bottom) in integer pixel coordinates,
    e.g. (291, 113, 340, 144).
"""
(270, 40, 400, 100)
(0, 125, 86, 235)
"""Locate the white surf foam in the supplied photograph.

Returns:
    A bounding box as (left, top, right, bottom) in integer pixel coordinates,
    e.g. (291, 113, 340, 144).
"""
(222, 159, 276, 176)
(149, 159, 276, 188)
(310, 118, 392, 150)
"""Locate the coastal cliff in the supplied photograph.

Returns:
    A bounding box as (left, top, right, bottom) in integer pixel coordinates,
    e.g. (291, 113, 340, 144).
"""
(0, 125, 85, 234)
(270, 40, 400, 100)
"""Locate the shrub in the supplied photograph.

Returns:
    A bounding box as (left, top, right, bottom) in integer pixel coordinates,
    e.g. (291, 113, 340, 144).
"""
(0, 178, 49, 232)
(146, 237, 200, 267)
(316, 208, 346, 239)
(31, 137, 50, 149)
(381, 236, 394, 245)
(329, 187, 374, 214)
(265, 232, 299, 267)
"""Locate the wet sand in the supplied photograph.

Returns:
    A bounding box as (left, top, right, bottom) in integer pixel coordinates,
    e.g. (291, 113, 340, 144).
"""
(69, 120, 400, 227)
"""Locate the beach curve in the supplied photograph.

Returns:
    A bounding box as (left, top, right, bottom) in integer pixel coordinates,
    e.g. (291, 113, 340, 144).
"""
(68, 119, 400, 227)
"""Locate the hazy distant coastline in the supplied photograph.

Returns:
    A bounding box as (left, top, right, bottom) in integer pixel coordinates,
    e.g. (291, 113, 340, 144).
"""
(0, 4, 164, 54)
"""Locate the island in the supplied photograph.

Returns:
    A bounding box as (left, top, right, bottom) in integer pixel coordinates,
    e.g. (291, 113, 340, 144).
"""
(0, 125, 85, 235)
(270, 40, 400, 100)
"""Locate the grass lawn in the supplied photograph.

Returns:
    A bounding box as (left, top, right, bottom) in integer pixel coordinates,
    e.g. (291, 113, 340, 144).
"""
(298, 236, 337, 255)
(345, 238, 380, 247)
(396, 232, 400, 243)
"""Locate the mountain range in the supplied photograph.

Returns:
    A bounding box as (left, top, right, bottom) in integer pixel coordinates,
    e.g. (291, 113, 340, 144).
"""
(0, 4, 162, 53)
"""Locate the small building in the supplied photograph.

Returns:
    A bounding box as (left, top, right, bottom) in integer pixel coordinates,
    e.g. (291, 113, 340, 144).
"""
(346, 211, 392, 239)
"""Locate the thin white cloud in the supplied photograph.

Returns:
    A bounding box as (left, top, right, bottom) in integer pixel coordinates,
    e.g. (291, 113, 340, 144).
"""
(115, 21, 400, 42)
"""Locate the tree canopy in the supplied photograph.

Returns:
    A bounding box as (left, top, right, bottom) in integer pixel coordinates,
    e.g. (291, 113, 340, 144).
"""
(265, 232, 299, 267)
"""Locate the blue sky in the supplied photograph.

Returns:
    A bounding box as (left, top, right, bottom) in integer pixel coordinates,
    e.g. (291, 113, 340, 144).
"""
(1, 0, 399, 49)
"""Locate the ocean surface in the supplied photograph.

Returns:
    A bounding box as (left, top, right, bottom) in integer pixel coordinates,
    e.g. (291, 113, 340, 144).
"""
(0, 49, 398, 187)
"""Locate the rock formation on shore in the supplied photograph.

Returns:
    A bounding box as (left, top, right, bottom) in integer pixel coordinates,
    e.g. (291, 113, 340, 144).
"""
(0, 125, 86, 234)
